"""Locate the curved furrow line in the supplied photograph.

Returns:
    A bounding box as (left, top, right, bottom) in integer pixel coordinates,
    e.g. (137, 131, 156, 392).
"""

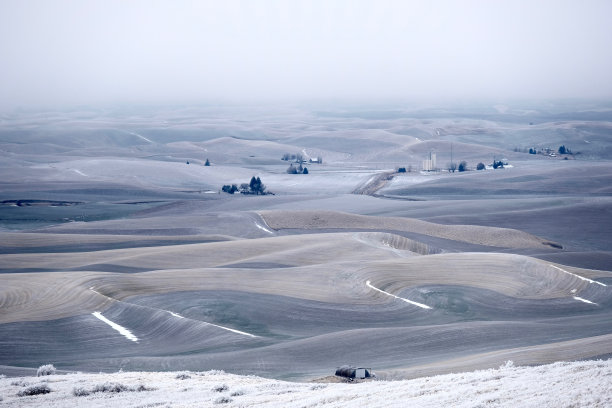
(355, 254, 595, 302)
(89, 286, 258, 338)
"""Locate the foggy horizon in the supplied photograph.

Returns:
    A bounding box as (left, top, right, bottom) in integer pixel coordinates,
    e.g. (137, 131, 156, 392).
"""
(2, 0, 612, 111)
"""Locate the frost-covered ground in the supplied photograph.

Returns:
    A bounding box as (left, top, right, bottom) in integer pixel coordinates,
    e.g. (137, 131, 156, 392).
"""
(1, 359, 611, 407)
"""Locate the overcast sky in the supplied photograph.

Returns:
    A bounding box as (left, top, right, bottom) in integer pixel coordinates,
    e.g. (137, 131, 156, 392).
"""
(1, 0, 611, 109)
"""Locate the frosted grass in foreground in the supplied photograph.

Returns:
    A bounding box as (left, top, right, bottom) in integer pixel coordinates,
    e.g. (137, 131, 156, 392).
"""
(1, 359, 611, 407)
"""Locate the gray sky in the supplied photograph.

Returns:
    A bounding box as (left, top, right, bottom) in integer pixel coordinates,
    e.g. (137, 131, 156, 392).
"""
(1, 0, 611, 109)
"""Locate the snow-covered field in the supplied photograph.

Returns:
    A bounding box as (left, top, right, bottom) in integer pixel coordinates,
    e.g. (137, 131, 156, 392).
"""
(2, 104, 612, 405)
(1, 359, 611, 407)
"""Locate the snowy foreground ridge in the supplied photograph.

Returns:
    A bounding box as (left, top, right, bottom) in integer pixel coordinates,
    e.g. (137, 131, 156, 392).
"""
(1, 359, 611, 407)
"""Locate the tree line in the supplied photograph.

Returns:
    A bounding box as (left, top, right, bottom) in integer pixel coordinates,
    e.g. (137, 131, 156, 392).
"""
(281, 152, 323, 164)
(222, 176, 270, 195)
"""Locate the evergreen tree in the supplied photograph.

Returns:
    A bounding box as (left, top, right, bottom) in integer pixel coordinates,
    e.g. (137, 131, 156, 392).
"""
(249, 176, 266, 195)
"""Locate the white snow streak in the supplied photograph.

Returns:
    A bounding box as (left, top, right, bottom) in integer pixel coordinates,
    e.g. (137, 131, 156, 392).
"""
(90, 287, 113, 300)
(92, 311, 139, 342)
(366, 280, 431, 309)
(550, 264, 607, 287)
(574, 296, 597, 305)
(204, 321, 258, 338)
(72, 169, 87, 176)
(127, 131, 153, 143)
(255, 221, 274, 234)
(166, 310, 256, 337)
(90, 288, 255, 338)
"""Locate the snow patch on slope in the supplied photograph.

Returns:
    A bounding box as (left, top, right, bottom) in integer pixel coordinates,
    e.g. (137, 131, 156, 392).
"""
(366, 280, 431, 309)
(165, 310, 257, 337)
(255, 221, 274, 234)
(91, 311, 138, 342)
(550, 264, 607, 287)
(574, 296, 597, 305)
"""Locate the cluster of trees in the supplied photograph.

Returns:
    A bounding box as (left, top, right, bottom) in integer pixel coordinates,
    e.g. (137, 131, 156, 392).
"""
(221, 184, 238, 194)
(517, 146, 573, 155)
(287, 163, 308, 174)
(222, 176, 269, 195)
(282, 152, 304, 162)
(447, 161, 468, 172)
(446, 161, 492, 171)
(514, 146, 537, 154)
(281, 152, 323, 164)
